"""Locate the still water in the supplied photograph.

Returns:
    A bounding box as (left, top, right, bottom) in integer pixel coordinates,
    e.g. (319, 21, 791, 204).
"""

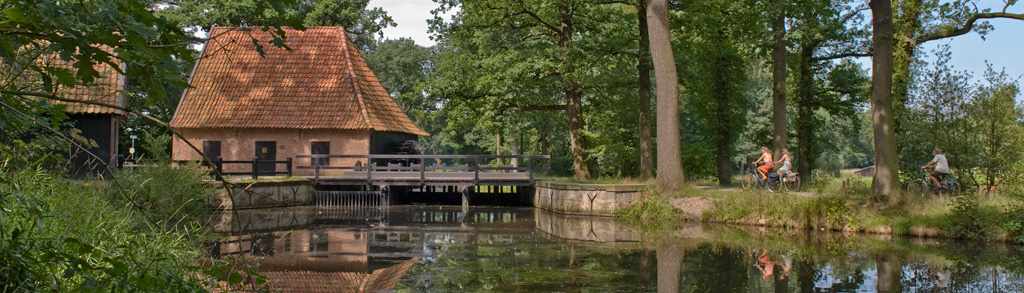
(208, 206, 1024, 292)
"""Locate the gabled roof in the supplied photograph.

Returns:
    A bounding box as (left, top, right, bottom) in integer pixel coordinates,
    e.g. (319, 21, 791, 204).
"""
(170, 27, 428, 136)
(43, 47, 126, 115)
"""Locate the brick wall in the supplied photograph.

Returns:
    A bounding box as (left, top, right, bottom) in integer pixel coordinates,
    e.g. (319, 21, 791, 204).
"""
(172, 128, 370, 176)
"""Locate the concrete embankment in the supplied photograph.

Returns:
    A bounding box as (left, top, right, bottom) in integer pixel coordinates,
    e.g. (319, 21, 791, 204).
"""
(205, 179, 313, 209)
(532, 181, 644, 216)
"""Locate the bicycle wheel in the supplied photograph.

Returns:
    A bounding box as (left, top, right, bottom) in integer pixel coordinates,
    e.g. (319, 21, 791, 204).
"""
(741, 173, 754, 190)
(907, 179, 929, 197)
(783, 175, 801, 192)
(945, 180, 962, 196)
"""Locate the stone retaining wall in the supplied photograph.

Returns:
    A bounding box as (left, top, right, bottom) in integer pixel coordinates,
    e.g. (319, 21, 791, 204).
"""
(206, 179, 313, 209)
(533, 181, 645, 216)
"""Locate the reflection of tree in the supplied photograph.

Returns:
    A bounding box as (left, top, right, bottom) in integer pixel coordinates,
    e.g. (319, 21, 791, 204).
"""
(875, 255, 903, 293)
(657, 241, 682, 293)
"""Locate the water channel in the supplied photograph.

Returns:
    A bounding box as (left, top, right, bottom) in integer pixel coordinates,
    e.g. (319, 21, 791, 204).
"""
(208, 206, 1024, 292)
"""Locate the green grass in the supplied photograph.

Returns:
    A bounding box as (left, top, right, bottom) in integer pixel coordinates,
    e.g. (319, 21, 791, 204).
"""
(618, 179, 1024, 243)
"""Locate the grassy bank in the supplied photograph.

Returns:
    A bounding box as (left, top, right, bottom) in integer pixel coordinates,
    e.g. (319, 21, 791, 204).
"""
(674, 182, 1024, 243)
(0, 162, 256, 291)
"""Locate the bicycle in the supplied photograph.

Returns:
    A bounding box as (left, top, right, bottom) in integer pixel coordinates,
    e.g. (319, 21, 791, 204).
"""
(741, 162, 781, 192)
(906, 172, 961, 197)
(779, 170, 801, 192)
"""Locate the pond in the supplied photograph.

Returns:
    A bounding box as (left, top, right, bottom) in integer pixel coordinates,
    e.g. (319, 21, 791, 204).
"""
(208, 206, 1024, 292)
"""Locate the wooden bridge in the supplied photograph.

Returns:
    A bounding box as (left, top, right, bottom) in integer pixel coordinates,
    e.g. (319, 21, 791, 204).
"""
(294, 154, 550, 188)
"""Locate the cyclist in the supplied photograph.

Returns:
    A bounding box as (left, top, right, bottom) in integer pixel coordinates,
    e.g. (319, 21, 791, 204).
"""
(753, 147, 774, 181)
(920, 148, 950, 189)
(774, 148, 792, 180)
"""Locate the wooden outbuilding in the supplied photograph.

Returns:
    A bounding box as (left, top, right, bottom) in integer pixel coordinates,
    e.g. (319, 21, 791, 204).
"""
(45, 52, 127, 178)
(170, 27, 428, 176)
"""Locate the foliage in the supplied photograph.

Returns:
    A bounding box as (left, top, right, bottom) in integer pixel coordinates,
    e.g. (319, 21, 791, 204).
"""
(159, 0, 391, 50)
(615, 195, 680, 236)
(0, 167, 207, 291)
(902, 47, 1024, 190)
(106, 163, 216, 230)
(942, 195, 993, 241)
(966, 66, 1024, 188)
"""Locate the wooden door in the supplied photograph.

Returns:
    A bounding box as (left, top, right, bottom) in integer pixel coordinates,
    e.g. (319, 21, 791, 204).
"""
(255, 141, 276, 174)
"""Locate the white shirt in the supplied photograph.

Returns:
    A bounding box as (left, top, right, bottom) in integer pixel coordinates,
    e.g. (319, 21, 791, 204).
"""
(932, 154, 950, 174)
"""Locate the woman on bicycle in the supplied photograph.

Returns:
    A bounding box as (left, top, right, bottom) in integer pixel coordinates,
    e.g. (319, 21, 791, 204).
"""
(753, 147, 774, 181)
(774, 149, 792, 179)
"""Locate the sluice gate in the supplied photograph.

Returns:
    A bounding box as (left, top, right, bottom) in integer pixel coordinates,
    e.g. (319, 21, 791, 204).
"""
(313, 190, 389, 207)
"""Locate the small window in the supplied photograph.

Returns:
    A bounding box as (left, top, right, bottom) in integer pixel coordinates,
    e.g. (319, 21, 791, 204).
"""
(311, 142, 330, 166)
(202, 141, 221, 160)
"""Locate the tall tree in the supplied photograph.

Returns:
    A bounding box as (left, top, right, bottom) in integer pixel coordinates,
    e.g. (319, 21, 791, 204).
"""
(647, 0, 683, 189)
(788, 2, 870, 180)
(637, 0, 655, 180)
(969, 67, 1024, 188)
(770, 0, 789, 158)
(869, 0, 900, 199)
(429, 1, 638, 180)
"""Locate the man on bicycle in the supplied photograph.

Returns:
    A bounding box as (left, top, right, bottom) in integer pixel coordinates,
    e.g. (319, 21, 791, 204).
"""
(920, 148, 950, 188)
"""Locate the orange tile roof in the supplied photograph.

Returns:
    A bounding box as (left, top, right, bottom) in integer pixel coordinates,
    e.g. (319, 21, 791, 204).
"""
(43, 48, 126, 115)
(170, 27, 428, 136)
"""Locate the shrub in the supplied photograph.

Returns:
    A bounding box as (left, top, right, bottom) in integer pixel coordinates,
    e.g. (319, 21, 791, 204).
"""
(615, 195, 680, 236)
(942, 196, 994, 241)
(0, 168, 208, 291)
(106, 162, 215, 230)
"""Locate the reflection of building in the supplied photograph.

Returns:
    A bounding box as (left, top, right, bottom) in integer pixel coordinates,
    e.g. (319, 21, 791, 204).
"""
(170, 27, 427, 176)
(260, 263, 417, 292)
(211, 207, 646, 291)
(212, 228, 417, 292)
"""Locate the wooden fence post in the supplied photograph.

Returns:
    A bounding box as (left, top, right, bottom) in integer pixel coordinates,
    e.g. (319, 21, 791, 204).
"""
(252, 157, 259, 180)
(473, 157, 480, 186)
(287, 157, 292, 177)
(528, 157, 535, 184)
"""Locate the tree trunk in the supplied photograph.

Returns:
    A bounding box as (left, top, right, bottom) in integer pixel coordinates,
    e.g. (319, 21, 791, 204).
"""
(556, 5, 592, 180)
(717, 144, 732, 186)
(637, 0, 655, 180)
(771, 0, 789, 158)
(870, 0, 900, 200)
(648, 0, 683, 190)
(795, 44, 814, 180)
(510, 127, 520, 168)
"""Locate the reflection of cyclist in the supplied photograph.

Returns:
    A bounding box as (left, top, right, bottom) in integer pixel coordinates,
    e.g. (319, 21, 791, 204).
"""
(774, 149, 792, 178)
(920, 148, 950, 188)
(753, 147, 774, 181)
(754, 251, 775, 280)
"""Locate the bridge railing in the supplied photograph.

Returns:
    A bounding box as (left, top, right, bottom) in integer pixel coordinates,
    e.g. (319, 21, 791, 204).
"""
(294, 154, 550, 184)
(175, 156, 293, 179)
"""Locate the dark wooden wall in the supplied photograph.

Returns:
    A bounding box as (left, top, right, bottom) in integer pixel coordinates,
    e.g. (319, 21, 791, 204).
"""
(68, 114, 119, 178)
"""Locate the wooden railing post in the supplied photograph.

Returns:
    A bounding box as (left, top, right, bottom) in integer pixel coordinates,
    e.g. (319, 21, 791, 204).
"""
(252, 157, 259, 180)
(419, 157, 425, 185)
(473, 157, 480, 186)
(366, 159, 373, 184)
(313, 155, 320, 181)
(286, 157, 293, 177)
(528, 157, 535, 184)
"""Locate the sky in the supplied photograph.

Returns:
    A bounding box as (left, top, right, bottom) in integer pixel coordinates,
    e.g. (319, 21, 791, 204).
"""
(368, 0, 1024, 84)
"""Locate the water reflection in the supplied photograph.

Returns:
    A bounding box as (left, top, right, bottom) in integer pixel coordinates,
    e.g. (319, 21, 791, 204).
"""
(208, 206, 1024, 292)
